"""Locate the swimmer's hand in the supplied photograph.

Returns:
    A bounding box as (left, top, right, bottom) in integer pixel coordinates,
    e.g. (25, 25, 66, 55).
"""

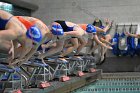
(108, 46, 113, 50)
(105, 18, 113, 28)
(8, 40, 14, 59)
(125, 31, 130, 36)
(73, 56, 83, 60)
(41, 44, 49, 53)
(57, 58, 68, 63)
(105, 18, 111, 25)
(7, 58, 25, 67)
(42, 45, 46, 53)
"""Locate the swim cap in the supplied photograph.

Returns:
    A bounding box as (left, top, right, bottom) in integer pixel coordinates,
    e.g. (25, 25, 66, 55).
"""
(51, 24, 64, 35)
(86, 24, 96, 33)
(26, 25, 42, 43)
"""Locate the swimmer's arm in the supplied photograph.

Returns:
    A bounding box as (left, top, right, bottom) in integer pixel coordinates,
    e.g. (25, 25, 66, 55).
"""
(128, 33, 140, 38)
(102, 19, 113, 33)
(95, 20, 112, 33)
(41, 42, 56, 49)
(100, 38, 112, 45)
(137, 34, 140, 38)
(8, 40, 14, 59)
(45, 41, 56, 47)
(93, 34, 112, 49)
(95, 25, 110, 33)
(24, 34, 48, 60)
(38, 41, 64, 58)
(13, 45, 38, 66)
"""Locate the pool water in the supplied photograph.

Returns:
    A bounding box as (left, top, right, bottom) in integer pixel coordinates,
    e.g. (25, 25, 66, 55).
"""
(72, 73, 140, 93)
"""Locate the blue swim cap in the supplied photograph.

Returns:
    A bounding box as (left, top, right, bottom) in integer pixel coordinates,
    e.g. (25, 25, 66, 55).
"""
(86, 24, 96, 33)
(51, 24, 64, 35)
(26, 25, 42, 43)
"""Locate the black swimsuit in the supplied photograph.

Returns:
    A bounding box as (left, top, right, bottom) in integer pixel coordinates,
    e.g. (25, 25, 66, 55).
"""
(55, 20, 74, 32)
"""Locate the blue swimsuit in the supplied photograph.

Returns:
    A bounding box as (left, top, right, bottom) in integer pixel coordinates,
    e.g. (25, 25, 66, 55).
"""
(0, 16, 13, 30)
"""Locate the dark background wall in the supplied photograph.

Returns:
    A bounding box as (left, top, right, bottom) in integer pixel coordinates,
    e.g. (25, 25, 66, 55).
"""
(12, 6, 31, 16)
(0, 0, 38, 16)
(97, 56, 140, 72)
(22, 0, 140, 25)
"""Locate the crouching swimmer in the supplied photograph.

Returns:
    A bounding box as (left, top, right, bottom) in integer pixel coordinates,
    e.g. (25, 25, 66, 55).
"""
(38, 20, 113, 62)
(0, 10, 28, 64)
(62, 23, 113, 60)
(9, 16, 58, 66)
(37, 20, 86, 62)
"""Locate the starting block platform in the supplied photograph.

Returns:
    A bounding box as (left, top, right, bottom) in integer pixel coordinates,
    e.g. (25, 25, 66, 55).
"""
(20, 58, 54, 88)
(0, 53, 98, 92)
(4, 69, 102, 93)
(0, 63, 25, 93)
(44, 58, 70, 81)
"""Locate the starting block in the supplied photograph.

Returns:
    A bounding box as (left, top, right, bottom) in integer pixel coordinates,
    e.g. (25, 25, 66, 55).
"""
(0, 53, 28, 93)
(45, 58, 70, 81)
(59, 75, 70, 82)
(89, 68, 96, 73)
(67, 57, 84, 75)
(39, 81, 51, 89)
(0, 64, 25, 92)
(20, 58, 54, 87)
(77, 71, 85, 77)
(82, 55, 96, 72)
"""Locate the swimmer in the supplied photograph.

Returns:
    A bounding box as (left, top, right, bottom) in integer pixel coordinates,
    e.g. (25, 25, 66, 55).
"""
(39, 20, 112, 62)
(0, 10, 27, 64)
(92, 18, 113, 62)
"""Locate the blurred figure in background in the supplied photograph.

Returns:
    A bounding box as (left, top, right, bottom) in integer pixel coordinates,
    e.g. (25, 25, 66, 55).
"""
(92, 18, 113, 62)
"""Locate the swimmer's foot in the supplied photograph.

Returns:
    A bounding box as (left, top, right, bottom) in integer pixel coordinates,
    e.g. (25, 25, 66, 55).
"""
(57, 55, 68, 63)
(98, 53, 106, 65)
(74, 56, 83, 60)
(57, 58, 68, 63)
(100, 55, 105, 62)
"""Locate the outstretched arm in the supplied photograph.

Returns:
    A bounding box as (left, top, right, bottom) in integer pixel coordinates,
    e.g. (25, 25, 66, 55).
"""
(12, 35, 49, 66)
(93, 34, 112, 49)
(8, 40, 14, 59)
(125, 32, 140, 38)
(24, 34, 48, 60)
(100, 38, 112, 46)
(95, 19, 112, 33)
(10, 40, 33, 65)
(38, 40, 64, 59)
